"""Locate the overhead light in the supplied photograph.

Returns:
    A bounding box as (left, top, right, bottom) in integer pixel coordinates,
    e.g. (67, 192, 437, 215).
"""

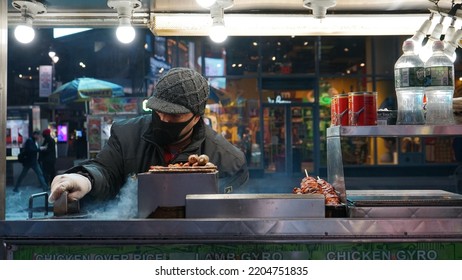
(419, 14, 446, 62)
(107, 0, 141, 44)
(48, 48, 59, 63)
(444, 27, 462, 62)
(303, 0, 336, 19)
(48, 50, 56, 59)
(153, 14, 437, 36)
(208, 0, 233, 43)
(408, 12, 434, 54)
(12, 0, 46, 44)
(209, 4, 226, 43)
(196, 0, 217, 9)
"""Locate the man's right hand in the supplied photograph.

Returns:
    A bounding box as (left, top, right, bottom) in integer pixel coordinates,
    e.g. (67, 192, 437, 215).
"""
(48, 173, 92, 203)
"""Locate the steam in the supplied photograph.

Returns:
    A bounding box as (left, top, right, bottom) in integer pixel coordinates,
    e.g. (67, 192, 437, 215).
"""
(85, 175, 138, 219)
(6, 188, 32, 220)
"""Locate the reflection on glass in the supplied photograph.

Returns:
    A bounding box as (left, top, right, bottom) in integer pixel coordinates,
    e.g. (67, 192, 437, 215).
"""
(263, 107, 286, 173)
(319, 36, 366, 75)
(260, 37, 316, 74)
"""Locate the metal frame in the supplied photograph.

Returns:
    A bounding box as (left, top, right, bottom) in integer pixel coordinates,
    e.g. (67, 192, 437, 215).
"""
(1, 218, 462, 240)
(326, 125, 462, 205)
(1, 0, 8, 221)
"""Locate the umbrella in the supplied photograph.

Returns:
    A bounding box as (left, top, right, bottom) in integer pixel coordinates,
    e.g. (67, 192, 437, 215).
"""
(49, 77, 124, 104)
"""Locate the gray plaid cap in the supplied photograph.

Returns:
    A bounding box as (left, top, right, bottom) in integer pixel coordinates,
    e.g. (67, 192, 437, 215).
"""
(146, 68, 209, 115)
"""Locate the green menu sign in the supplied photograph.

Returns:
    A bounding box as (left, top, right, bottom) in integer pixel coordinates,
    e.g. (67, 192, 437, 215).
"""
(6, 242, 462, 260)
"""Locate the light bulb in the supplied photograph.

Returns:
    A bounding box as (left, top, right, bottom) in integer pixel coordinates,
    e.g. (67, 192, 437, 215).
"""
(14, 24, 35, 44)
(116, 24, 135, 44)
(443, 27, 462, 62)
(419, 15, 445, 62)
(209, 24, 227, 43)
(196, 0, 217, 8)
(411, 14, 433, 45)
(419, 43, 435, 63)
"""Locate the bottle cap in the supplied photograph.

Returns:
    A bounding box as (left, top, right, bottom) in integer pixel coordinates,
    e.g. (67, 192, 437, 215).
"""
(402, 39, 415, 53)
(431, 40, 444, 52)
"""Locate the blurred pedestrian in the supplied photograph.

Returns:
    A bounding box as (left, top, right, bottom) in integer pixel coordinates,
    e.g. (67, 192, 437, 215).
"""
(14, 130, 49, 192)
(39, 128, 57, 185)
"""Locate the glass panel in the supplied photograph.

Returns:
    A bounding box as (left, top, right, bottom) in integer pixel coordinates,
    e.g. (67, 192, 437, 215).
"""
(292, 107, 310, 173)
(205, 78, 261, 168)
(263, 106, 286, 173)
(177, 38, 197, 69)
(319, 77, 366, 95)
(292, 106, 331, 172)
(224, 37, 260, 75)
(319, 36, 366, 75)
(319, 105, 331, 166)
(371, 36, 401, 76)
(260, 37, 316, 74)
(203, 41, 227, 76)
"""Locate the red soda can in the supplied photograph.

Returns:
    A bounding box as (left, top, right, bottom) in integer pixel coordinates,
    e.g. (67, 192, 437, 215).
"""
(348, 92, 377, 126)
(331, 95, 338, 126)
(337, 93, 349, 126)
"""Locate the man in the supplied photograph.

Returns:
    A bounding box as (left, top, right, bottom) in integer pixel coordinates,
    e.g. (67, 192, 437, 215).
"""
(39, 128, 57, 185)
(49, 67, 249, 203)
(14, 130, 49, 192)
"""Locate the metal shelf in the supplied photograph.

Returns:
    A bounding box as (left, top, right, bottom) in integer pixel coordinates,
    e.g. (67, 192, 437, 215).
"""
(327, 125, 462, 138)
(326, 125, 462, 206)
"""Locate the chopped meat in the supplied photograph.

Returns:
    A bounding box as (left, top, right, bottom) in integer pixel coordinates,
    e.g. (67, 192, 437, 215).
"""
(293, 176, 341, 205)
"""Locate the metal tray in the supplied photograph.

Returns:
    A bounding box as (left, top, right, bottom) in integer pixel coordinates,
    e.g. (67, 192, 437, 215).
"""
(347, 189, 462, 218)
(185, 193, 326, 219)
(347, 189, 462, 207)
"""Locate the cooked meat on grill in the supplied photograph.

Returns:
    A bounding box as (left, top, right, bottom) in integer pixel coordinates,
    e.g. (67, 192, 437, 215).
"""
(293, 176, 341, 205)
(148, 154, 216, 171)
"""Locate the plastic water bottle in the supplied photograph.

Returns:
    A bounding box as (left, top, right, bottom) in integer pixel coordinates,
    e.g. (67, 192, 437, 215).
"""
(394, 39, 425, 124)
(424, 40, 455, 125)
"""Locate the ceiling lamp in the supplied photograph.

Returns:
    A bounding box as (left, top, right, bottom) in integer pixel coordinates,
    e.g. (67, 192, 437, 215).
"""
(107, 0, 141, 44)
(419, 14, 446, 62)
(303, 0, 336, 19)
(209, 0, 233, 43)
(196, 0, 217, 9)
(408, 12, 434, 54)
(12, 0, 46, 44)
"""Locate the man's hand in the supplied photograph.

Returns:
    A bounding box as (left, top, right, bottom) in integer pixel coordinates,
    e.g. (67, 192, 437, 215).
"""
(48, 173, 92, 203)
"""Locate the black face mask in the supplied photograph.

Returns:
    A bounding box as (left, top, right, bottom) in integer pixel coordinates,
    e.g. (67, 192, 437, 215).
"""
(151, 112, 195, 146)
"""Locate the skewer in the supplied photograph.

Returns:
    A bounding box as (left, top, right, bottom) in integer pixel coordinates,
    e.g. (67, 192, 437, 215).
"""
(305, 169, 309, 178)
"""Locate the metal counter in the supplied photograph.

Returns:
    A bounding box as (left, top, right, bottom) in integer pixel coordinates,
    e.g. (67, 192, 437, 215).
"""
(2, 217, 462, 239)
(2, 217, 462, 260)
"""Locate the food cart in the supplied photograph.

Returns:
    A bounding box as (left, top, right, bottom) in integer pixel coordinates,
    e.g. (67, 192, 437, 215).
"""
(1, 125, 462, 260)
(2, 0, 462, 261)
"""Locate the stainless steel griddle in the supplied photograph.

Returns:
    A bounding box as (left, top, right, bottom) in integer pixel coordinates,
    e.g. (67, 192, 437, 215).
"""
(347, 189, 462, 218)
(185, 193, 326, 219)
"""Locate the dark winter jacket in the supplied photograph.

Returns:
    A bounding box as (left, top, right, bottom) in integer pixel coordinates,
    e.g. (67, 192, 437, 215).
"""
(21, 137, 40, 167)
(67, 114, 249, 200)
(39, 135, 56, 164)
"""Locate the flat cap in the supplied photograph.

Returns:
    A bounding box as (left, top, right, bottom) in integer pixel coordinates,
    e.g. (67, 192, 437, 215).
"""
(146, 68, 209, 115)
